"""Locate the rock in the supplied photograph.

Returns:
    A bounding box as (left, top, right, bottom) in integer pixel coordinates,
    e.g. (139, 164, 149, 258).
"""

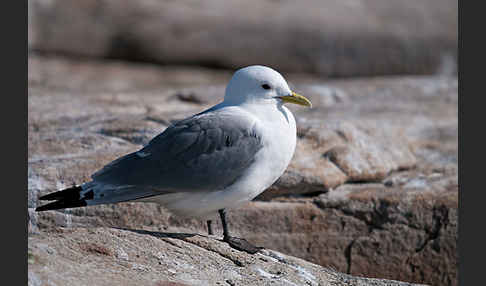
(28, 0, 457, 77)
(28, 227, 426, 286)
(28, 55, 457, 285)
(215, 167, 457, 285)
(27, 55, 232, 93)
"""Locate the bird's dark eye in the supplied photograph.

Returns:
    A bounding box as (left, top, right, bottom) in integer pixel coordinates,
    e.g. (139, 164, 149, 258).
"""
(261, 84, 271, 90)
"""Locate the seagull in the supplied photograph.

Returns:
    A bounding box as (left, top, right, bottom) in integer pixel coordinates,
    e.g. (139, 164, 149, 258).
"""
(35, 65, 312, 253)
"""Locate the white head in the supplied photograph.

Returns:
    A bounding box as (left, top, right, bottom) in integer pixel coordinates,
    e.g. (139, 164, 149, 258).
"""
(224, 65, 312, 107)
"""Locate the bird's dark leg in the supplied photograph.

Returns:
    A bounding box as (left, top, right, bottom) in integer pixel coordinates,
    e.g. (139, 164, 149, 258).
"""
(218, 208, 262, 254)
(207, 220, 214, 235)
(218, 209, 230, 239)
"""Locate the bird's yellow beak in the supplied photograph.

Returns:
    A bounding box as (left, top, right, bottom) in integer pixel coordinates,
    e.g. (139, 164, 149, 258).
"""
(278, 92, 312, 108)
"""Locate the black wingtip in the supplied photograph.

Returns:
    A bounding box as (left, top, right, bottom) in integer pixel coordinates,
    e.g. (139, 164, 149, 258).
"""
(38, 191, 63, 201)
(35, 205, 51, 212)
(39, 185, 83, 201)
(36, 185, 86, 212)
(35, 199, 87, 212)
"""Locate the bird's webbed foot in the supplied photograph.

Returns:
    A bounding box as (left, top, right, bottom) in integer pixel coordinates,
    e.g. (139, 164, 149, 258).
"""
(218, 208, 263, 254)
(223, 235, 263, 254)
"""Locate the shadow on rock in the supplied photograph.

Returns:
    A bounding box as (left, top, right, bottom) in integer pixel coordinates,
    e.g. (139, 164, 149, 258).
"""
(115, 227, 197, 240)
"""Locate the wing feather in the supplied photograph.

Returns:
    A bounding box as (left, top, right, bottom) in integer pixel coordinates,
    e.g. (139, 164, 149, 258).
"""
(91, 110, 263, 193)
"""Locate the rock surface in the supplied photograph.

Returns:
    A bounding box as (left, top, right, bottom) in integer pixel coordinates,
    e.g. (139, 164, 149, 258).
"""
(28, 227, 428, 286)
(28, 0, 457, 77)
(28, 55, 457, 285)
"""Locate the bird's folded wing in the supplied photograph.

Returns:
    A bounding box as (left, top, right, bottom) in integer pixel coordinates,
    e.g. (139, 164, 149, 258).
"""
(91, 111, 264, 194)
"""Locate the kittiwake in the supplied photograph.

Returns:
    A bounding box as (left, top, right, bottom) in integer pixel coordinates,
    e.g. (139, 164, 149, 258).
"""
(36, 65, 312, 253)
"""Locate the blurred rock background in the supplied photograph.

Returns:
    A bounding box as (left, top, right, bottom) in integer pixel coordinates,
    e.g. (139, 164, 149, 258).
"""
(28, 0, 457, 77)
(28, 1, 458, 285)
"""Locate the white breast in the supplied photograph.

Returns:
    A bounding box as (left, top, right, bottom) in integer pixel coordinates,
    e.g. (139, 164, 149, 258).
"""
(251, 104, 297, 191)
(216, 103, 297, 205)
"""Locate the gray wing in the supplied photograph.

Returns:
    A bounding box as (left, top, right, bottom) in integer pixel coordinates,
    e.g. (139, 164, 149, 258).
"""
(91, 111, 263, 193)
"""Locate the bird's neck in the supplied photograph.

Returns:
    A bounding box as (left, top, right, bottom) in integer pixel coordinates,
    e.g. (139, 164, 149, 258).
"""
(243, 101, 294, 126)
